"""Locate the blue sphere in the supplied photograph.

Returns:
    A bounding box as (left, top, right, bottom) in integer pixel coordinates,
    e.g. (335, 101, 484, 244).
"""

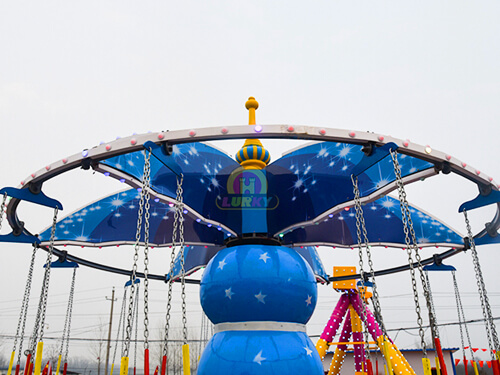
(200, 244, 317, 324)
(197, 330, 324, 375)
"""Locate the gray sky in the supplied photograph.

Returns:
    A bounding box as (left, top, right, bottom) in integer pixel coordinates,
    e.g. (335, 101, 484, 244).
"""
(1, 0, 500, 366)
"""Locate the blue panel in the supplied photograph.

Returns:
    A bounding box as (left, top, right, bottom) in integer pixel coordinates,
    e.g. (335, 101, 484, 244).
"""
(143, 141, 183, 177)
(265, 142, 434, 236)
(38, 189, 226, 245)
(36, 141, 447, 248)
(293, 246, 328, 281)
(281, 196, 464, 247)
(166, 245, 223, 281)
(101, 142, 244, 233)
(351, 142, 399, 176)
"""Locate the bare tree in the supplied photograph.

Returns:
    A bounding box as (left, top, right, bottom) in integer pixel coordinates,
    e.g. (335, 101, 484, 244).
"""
(88, 320, 107, 375)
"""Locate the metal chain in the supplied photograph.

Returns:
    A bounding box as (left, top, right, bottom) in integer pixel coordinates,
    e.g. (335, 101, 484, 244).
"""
(14, 246, 37, 365)
(163, 175, 184, 356)
(59, 269, 74, 356)
(0, 192, 7, 231)
(390, 150, 428, 356)
(352, 176, 387, 331)
(39, 207, 59, 341)
(452, 271, 475, 362)
(177, 175, 188, 345)
(424, 271, 440, 340)
(464, 210, 499, 358)
(112, 288, 128, 366)
(143, 151, 151, 350)
(123, 151, 151, 357)
(63, 267, 77, 363)
(351, 175, 372, 362)
(29, 207, 59, 354)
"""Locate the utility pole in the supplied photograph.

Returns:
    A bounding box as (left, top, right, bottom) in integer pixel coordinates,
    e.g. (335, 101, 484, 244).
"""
(104, 287, 116, 375)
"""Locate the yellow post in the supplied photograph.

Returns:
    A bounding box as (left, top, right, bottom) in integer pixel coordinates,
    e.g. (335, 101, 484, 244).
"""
(55, 355, 62, 375)
(422, 358, 432, 375)
(327, 347, 346, 375)
(316, 338, 329, 360)
(7, 351, 15, 375)
(376, 337, 393, 375)
(182, 344, 190, 375)
(109, 363, 115, 375)
(388, 342, 416, 375)
(119, 357, 129, 375)
(435, 356, 441, 375)
(33, 342, 44, 375)
(245, 97, 258, 125)
(472, 361, 479, 375)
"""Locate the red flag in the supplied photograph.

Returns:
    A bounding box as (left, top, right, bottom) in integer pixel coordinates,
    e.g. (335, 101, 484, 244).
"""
(472, 348, 479, 352)
(488, 362, 492, 368)
(455, 359, 460, 365)
(482, 349, 488, 352)
(480, 361, 484, 368)
(464, 346, 469, 349)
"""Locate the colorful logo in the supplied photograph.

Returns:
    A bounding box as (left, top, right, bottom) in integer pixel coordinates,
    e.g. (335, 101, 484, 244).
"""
(217, 167, 278, 210)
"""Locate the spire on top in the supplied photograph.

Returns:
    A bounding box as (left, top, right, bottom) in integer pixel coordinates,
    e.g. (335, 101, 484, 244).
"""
(235, 97, 271, 169)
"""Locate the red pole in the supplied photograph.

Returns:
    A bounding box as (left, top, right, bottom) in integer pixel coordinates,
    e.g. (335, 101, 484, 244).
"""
(144, 349, 149, 375)
(491, 359, 500, 375)
(15, 364, 20, 375)
(376, 359, 379, 375)
(62, 363, 67, 375)
(153, 366, 158, 375)
(367, 359, 374, 375)
(464, 357, 469, 375)
(23, 354, 32, 375)
(27, 361, 34, 375)
(434, 338, 448, 375)
(160, 355, 166, 375)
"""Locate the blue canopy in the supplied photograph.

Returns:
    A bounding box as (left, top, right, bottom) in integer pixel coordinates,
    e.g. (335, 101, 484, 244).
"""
(39, 141, 463, 248)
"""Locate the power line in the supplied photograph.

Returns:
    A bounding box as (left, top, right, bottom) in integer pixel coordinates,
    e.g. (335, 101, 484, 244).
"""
(309, 316, 500, 338)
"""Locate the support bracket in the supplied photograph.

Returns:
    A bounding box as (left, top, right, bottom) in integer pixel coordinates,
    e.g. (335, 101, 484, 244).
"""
(351, 142, 399, 177)
(143, 141, 183, 178)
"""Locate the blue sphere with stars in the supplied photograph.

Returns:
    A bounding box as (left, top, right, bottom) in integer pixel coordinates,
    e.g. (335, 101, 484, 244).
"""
(200, 244, 318, 324)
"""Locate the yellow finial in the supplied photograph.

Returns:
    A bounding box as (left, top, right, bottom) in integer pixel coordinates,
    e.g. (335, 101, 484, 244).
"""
(245, 96, 259, 125)
(236, 96, 270, 169)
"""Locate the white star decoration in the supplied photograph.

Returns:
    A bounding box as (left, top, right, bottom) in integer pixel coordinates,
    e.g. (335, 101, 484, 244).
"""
(304, 347, 313, 356)
(259, 252, 270, 263)
(225, 287, 234, 299)
(218, 259, 227, 270)
(305, 295, 312, 306)
(253, 350, 266, 365)
(255, 291, 267, 304)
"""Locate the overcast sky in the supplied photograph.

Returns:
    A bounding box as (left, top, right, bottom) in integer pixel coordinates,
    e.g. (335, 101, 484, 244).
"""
(1, 0, 500, 366)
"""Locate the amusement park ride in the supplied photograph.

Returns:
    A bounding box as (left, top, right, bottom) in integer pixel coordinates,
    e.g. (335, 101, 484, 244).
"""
(1, 98, 499, 375)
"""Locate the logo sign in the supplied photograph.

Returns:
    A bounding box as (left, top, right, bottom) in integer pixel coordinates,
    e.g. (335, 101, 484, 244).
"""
(217, 167, 278, 210)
